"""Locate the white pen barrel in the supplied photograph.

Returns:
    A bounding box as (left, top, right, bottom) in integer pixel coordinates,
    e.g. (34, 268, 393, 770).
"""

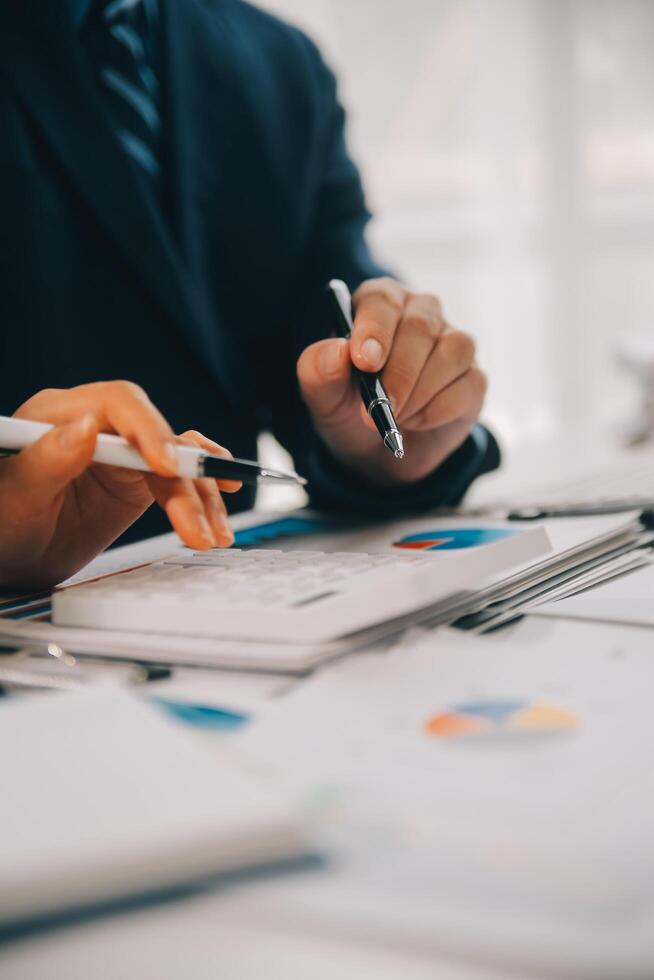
(92, 433, 201, 478)
(0, 415, 202, 479)
(0, 415, 52, 448)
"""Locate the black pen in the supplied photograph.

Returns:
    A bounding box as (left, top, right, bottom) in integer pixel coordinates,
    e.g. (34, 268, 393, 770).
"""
(0, 415, 306, 488)
(508, 501, 654, 520)
(326, 279, 405, 459)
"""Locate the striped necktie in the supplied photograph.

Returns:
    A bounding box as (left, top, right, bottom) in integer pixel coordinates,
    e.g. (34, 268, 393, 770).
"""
(84, 0, 161, 181)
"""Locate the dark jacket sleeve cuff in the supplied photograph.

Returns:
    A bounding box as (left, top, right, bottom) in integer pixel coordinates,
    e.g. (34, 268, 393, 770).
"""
(304, 424, 501, 519)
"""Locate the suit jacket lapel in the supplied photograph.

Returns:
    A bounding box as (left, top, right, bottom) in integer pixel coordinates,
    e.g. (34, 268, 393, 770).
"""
(0, 0, 218, 373)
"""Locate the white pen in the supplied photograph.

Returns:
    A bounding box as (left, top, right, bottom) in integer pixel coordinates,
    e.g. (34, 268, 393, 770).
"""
(0, 415, 306, 487)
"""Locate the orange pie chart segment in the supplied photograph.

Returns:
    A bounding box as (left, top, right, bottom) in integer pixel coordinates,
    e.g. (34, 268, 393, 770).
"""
(424, 713, 490, 738)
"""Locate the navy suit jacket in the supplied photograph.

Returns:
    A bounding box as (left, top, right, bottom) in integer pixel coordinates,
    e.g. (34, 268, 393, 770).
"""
(0, 0, 499, 541)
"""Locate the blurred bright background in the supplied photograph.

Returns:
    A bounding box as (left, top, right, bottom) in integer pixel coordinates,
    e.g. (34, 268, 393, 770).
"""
(255, 0, 654, 462)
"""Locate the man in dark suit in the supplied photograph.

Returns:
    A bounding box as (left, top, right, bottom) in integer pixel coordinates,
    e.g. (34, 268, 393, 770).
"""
(0, 0, 499, 553)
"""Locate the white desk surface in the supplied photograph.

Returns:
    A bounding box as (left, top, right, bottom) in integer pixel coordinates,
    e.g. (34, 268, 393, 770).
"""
(1, 427, 651, 980)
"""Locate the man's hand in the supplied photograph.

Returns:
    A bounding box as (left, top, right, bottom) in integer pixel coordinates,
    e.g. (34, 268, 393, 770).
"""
(297, 278, 488, 486)
(0, 382, 239, 590)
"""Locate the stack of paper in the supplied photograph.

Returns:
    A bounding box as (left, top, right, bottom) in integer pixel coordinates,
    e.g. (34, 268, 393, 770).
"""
(445, 509, 648, 631)
(535, 559, 654, 626)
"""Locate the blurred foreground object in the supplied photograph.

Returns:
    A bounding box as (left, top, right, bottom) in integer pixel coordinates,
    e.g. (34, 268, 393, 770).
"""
(616, 333, 654, 445)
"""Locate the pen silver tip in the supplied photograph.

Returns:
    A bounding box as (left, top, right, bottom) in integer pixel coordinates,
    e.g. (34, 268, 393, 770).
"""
(384, 430, 405, 460)
(258, 468, 307, 486)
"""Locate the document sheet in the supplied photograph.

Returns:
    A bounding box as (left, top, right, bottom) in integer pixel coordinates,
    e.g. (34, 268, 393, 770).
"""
(236, 618, 654, 977)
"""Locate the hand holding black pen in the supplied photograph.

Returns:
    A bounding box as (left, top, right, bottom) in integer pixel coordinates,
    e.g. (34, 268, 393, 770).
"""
(326, 279, 405, 460)
(297, 277, 487, 492)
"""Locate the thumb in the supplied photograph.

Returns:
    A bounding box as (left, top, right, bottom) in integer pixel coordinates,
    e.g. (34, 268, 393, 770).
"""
(297, 338, 357, 423)
(2, 414, 98, 512)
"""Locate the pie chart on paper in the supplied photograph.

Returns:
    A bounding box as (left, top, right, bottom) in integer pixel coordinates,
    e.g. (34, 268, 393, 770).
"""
(393, 527, 519, 551)
(424, 700, 580, 740)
